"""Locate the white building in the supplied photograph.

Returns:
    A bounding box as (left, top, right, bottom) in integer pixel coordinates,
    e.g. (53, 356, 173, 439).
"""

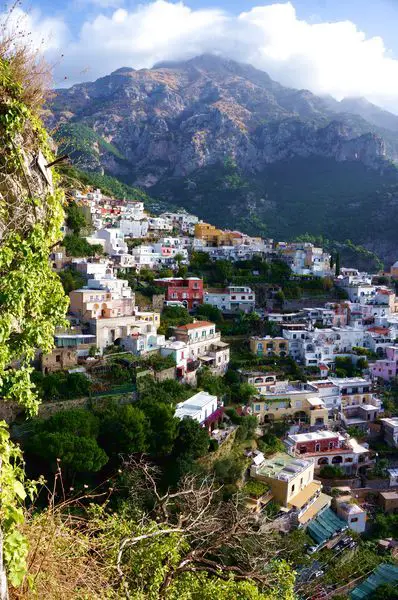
(311, 379, 342, 413)
(148, 216, 173, 232)
(121, 323, 166, 355)
(119, 218, 149, 238)
(160, 321, 230, 383)
(160, 212, 199, 235)
(380, 417, 398, 448)
(92, 228, 128, 255)
(130, 245, 162, 270)
(73, 259, 113, 279)
(175, 391, 218, 424)
(335, 496, 367, 533)
(120, 201, 146, 221)
(86, 276, 133, 299)
(204, 285, 255, 314)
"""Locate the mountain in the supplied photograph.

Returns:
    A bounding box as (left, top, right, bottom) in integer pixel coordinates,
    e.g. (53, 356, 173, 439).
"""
(47, 54, 398, 265)
(327, 96, 398, 133)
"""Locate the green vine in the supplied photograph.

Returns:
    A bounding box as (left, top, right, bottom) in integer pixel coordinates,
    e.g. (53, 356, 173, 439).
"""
(0, 422, 41, 586)
(0, 53, 69, 588)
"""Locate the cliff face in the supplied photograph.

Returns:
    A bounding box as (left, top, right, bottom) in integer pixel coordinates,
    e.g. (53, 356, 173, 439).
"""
(47, 55, 394, 182)
(47, 55, 398, 264)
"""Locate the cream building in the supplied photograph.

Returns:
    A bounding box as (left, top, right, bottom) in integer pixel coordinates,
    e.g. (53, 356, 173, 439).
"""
(250, 452, 331, 524)
(250, 380, 328, 426)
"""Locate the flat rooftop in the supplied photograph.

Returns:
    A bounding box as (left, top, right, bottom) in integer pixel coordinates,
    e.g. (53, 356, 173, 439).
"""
(176, 391, 217, 410)
(256, 453, 313, 482)
(288, 431, 341, 444)
(330, 377, 371, 386)
(263, 380, 319, 396)
(381, 417, 398, 427)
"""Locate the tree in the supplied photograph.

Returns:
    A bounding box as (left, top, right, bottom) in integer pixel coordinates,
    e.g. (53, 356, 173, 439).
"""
(63, 234, 103, 257)
(215, 260, 233, 283)
(65, 201, 87, 235)
(213, 456, 245, 485)
(196, 303, 223, 323)
(274, 290, 285, 307)
(173, 418, 209, 460)
(335, 252, 341, 276)
(158, 305, 193, 335)
(138, 399, 178, 456)
(258, 433, 285, 456)
(237, 382, 257, 404)
(197, 369, 227, 397)
(319, 465, 344, 478)
(235, 415, 258, 441)
(58, 267, 85, 293)
(32, 371, 91, 401)
(29, 432, 108, 475)
(98, 404, 148, 458)
(118, 458, 296, 599)
(26, 409, 108, 477)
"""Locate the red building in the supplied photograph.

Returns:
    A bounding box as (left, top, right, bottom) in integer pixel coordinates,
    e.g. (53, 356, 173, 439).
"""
(154, 277, 203, 309)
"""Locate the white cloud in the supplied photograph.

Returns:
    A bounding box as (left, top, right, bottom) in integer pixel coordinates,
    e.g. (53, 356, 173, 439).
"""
(1, 6, 68, 52)
(6, 2, 398, 112)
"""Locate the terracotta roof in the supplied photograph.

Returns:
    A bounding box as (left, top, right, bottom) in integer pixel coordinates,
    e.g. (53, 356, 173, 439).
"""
(177, 321, 214, 330)
(368, 327, 390, 335)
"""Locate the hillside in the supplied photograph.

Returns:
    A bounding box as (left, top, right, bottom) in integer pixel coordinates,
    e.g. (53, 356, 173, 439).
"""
(47, 54, 398, 264)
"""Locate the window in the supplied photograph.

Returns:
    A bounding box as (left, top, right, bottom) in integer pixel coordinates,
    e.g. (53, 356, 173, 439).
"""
(350, 517, 358, 523)
(291, 484, 295, 494)
(255, 404, 261, 412)
(315, 443, 320, 452)
(55, 355, 61, 363)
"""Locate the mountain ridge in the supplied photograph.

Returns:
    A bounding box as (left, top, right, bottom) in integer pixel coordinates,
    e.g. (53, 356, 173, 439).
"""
(47, 54, 398, 264)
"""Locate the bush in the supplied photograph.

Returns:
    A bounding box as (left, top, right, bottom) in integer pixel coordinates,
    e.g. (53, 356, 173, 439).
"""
(319, 465, 345, 478)
(243, 480, 269, 499)
(63, 234, 103, 257)
(209, 438, 219, 452)
(32, 371, 91, 401)
(196, 303, 223, 323)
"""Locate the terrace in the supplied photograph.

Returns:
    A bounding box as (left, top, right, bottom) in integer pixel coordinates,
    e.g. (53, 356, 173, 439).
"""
(254, 452, 313, 482)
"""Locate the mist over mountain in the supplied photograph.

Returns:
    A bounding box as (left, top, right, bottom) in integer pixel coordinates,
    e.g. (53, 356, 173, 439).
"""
(47, 54, 398, 265)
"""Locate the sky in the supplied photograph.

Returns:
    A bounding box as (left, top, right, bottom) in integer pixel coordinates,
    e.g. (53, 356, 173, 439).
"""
(5, 0, 398, 112)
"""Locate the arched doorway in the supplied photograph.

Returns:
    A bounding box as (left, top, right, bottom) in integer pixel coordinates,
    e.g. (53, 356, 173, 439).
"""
(332, 456, 343, 464)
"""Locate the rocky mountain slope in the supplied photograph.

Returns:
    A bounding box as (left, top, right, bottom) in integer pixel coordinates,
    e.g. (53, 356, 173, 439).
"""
(47, 55, 398, 264)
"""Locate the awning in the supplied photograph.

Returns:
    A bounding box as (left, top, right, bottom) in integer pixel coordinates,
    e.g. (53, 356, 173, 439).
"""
(307, 397, 325, 407)
(299, 493, 331, 525)
(199, 356, 214, 363)
(307, 507, 347, 545)
(351, 564, 398, 599)
(289, 482, 321, 509)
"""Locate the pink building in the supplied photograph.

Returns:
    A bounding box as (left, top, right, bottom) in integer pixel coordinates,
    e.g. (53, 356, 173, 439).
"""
(370, 346, 398, 381)
(69, 288, 134, 320)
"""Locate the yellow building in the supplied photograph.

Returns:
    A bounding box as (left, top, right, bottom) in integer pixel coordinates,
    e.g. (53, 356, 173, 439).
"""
(194, 222, 242, 247)
(391, 261, 398, 280)
(250, 380, 328, 426)
(250, 453, 331, 524)
(249, 336, 288, 357)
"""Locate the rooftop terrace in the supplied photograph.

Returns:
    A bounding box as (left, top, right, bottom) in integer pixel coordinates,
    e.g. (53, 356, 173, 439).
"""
(255, 452, 313, 482)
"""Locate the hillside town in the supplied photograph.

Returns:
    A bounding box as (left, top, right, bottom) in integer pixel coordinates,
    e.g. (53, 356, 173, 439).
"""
(22, 184, 398, 597)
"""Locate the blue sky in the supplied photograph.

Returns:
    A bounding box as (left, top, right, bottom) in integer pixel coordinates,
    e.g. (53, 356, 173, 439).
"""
(12, 1, 398, 111)
(31, 0, 398, 55)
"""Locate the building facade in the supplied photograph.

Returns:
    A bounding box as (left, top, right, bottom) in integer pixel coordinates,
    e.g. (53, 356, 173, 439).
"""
(154, 277, 203, 309)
